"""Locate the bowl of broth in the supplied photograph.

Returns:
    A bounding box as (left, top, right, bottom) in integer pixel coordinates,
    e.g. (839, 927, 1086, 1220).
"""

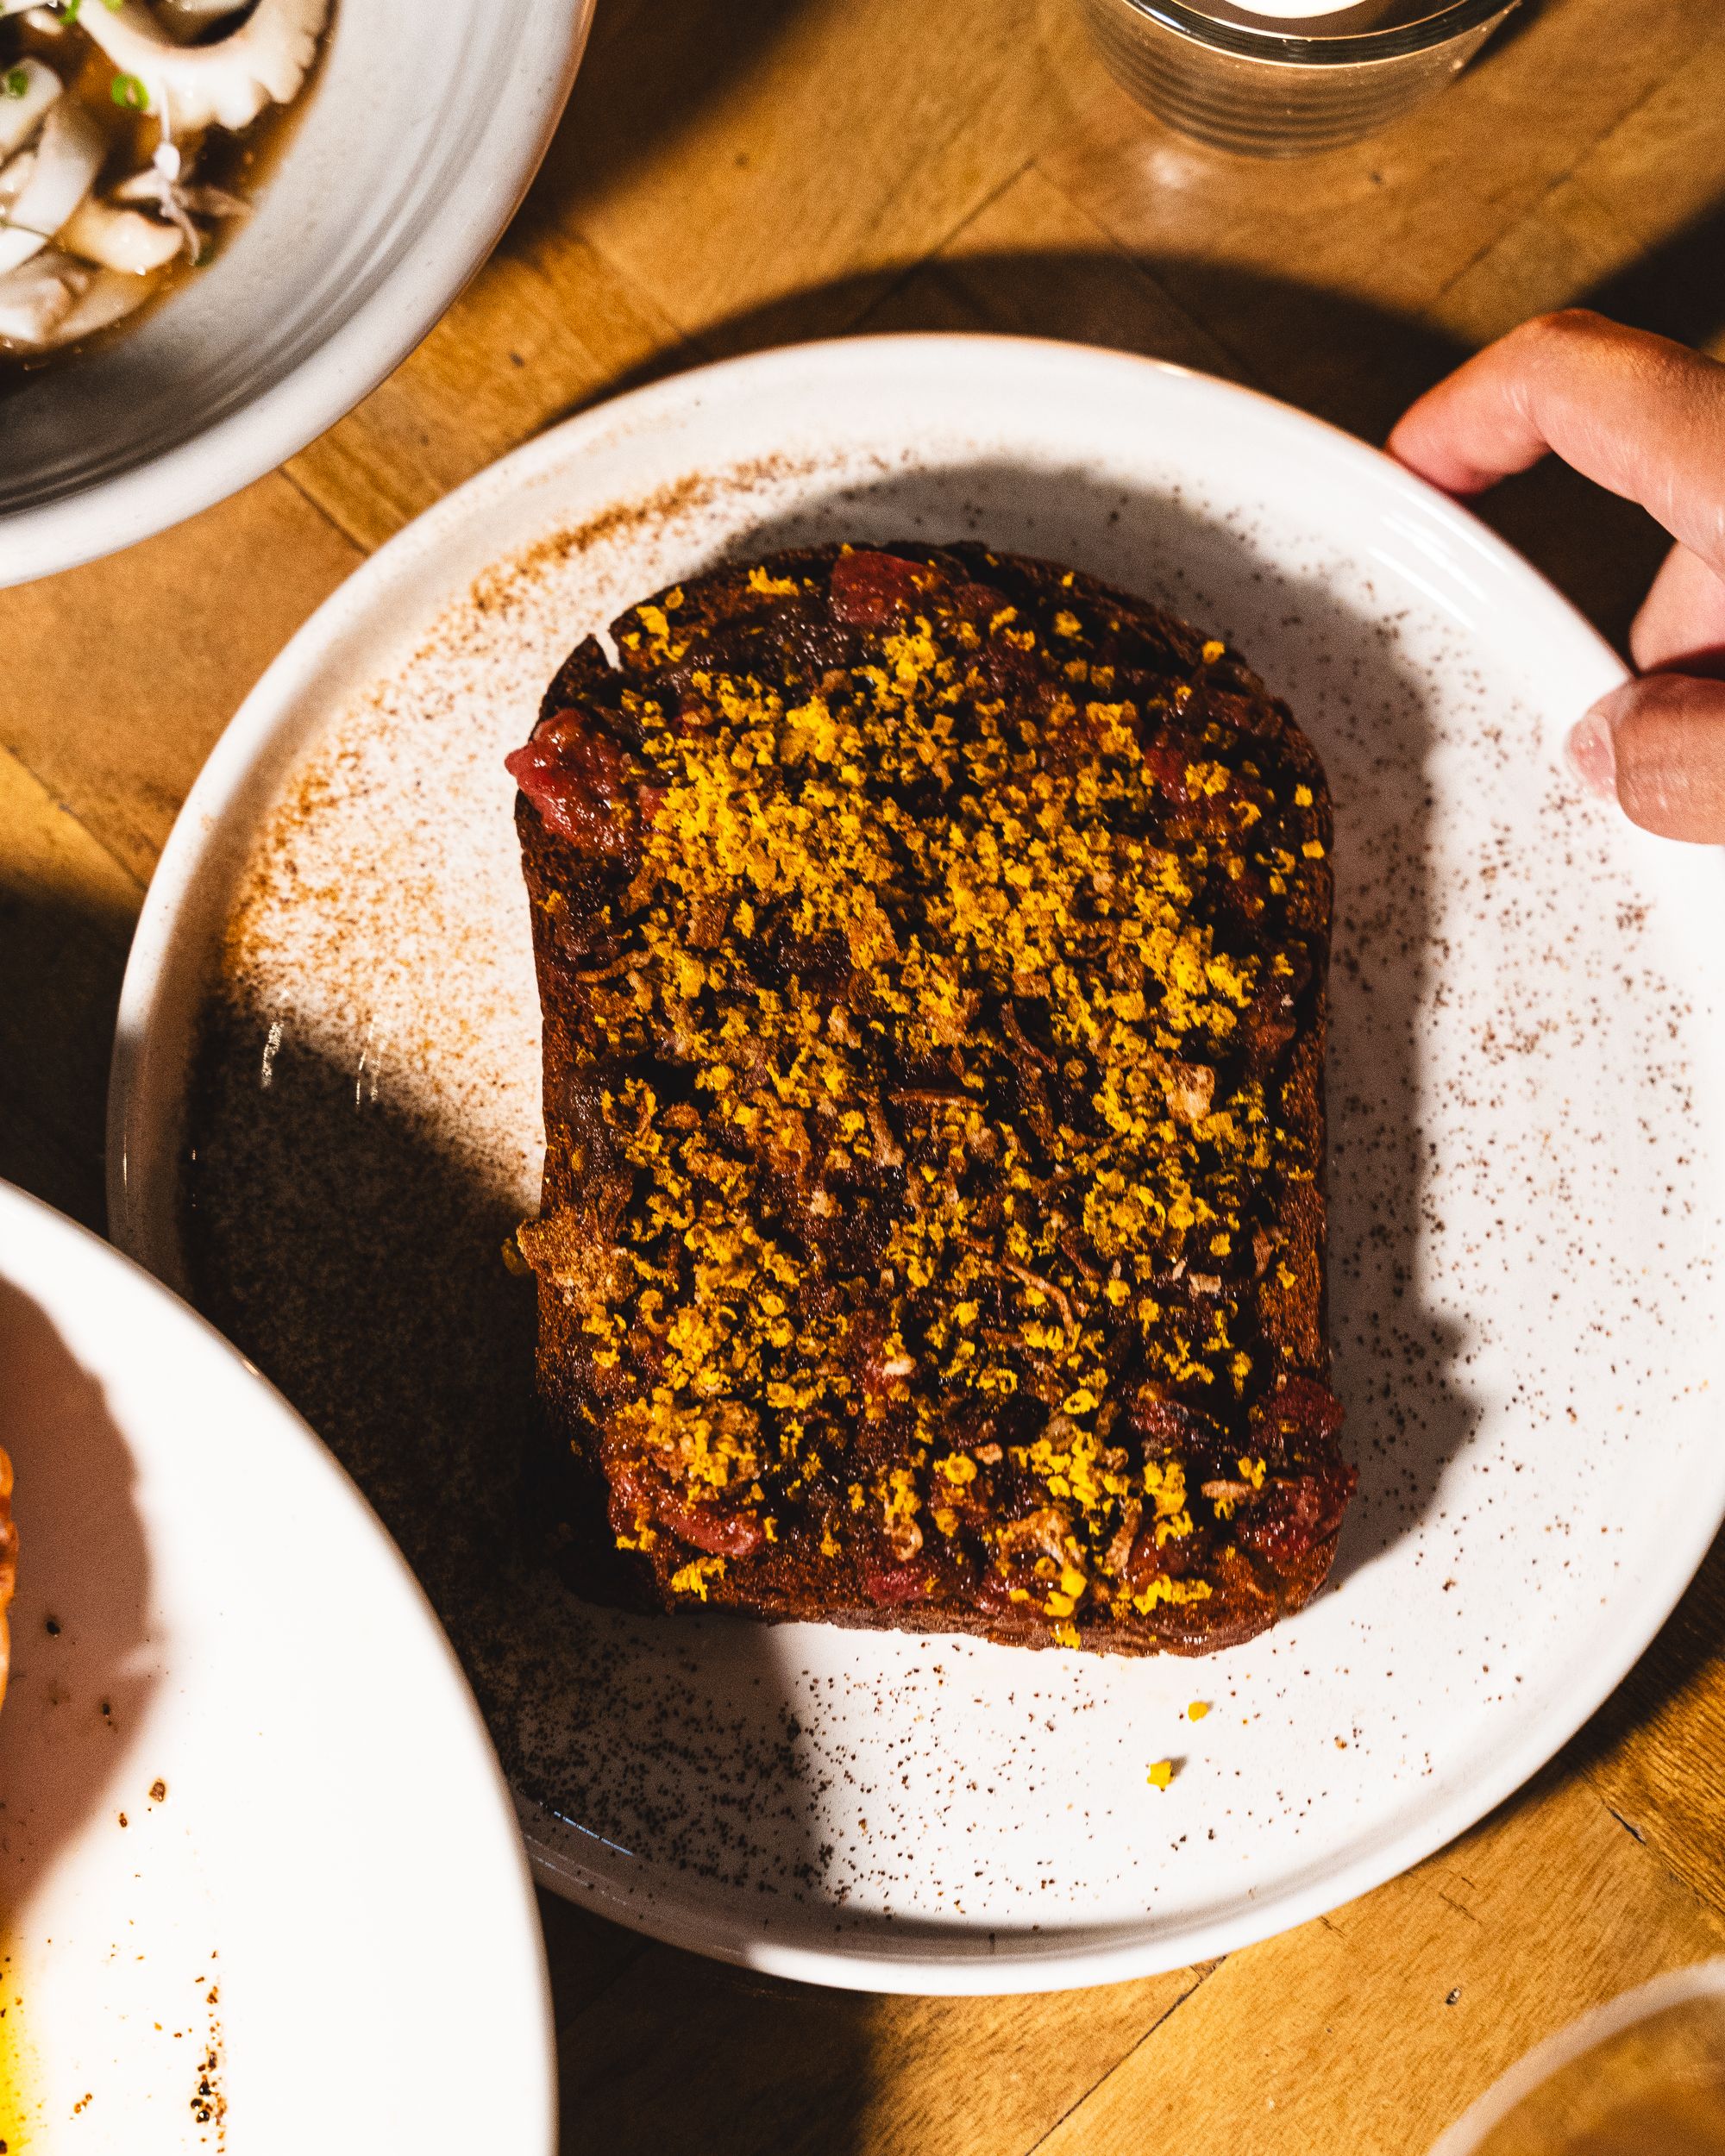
(0, 0, 593, 588)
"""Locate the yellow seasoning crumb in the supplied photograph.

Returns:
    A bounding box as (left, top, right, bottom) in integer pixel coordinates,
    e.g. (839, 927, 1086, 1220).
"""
(1187, 1701, 1210, 1722)
(1293, 783, 1314, 807)
(748, 565, 800, 598)
(669, 1555, 726, 1600)
(543, 546, 1330, 1626)
(1147, 1759, 1176, 1790)
(1301, 837, 1327, 859)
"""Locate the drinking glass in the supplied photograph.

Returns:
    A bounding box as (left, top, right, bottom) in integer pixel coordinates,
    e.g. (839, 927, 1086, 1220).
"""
(1429, 1963, 1725, 2156)
(1078, 0, 1521, 157)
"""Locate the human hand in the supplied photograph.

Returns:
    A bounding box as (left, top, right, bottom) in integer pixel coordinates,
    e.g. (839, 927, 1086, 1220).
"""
(1388, 310, 1725, 843)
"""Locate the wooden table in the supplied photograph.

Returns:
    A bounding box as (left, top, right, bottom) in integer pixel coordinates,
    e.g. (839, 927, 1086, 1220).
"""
(5, 3, 1725, 2147)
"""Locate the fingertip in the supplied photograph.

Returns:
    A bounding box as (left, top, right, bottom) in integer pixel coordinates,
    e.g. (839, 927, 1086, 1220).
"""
(1565, 705, 1619, 800)
(1385, 397, 1507, 499)
(1387, 314, 1725, 540)
(1584, 672, 1725, 844)
(1386, 404, 1462, 494)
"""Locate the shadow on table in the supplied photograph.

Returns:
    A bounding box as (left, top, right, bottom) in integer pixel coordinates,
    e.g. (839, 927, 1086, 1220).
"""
(1559, 1531, 1725, 1788)
(543, 1888, 896, 2156)
(641, 213, 1725, 623)
(514, 0, 821, 248)
(0, 885, 132, 1233)
(1474, 0, 1552, 60)
(517, 213, 1725, 666)
(517, 0, 1564, 259)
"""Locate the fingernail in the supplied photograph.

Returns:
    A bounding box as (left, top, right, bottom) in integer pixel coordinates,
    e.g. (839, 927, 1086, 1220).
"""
(1565, 708, 1618, 800)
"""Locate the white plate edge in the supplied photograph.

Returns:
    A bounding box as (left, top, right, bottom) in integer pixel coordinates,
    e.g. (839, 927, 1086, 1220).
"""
(0, 1179, 562, 2117)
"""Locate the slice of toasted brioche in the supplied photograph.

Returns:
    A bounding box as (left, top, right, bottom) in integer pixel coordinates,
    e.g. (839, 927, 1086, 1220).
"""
(511, 544, 1352, 1654)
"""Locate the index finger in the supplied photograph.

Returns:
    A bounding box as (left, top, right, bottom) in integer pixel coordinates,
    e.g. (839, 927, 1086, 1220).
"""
(1387, 310, 1725, 580)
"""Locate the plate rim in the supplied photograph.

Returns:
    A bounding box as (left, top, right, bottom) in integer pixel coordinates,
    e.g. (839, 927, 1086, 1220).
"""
(0, 1177, 561, 2127)
(0, 0, 594, 591)
(108, 333, 1725, 1996)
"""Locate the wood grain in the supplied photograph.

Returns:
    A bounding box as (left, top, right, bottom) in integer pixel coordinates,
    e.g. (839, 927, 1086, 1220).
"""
(3, 3, 1723, 2147)
(0, 473, 360, 879)
(556, 1947, 1207, 2156)
(1030, 1777, 1725, 2156)
(285, 232, 692, 553)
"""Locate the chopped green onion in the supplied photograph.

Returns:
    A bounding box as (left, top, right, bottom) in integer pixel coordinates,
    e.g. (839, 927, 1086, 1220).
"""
(58, 0, 83, 22)
(3, 68, 28, 100)
(111, 72, 149, 111)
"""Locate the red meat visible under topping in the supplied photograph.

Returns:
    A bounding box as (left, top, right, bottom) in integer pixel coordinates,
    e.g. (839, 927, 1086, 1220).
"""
(862, 1559, 933, 1607)
(1237, 1459, 1357, 1573)
(1131, 1394, 1218, 1446)
(828, 549, 1009, 633)
(650, 1485, 768, 1560)
(505, 716, 644, 854)
(1140, 743, 1191, 800)
(1124, 1521, 1196, 1589)
(828, 548, 942, 629)
(1258, 1376, 1346, 1448)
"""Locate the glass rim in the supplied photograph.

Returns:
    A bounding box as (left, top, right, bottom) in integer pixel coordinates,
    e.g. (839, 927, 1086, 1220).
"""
(1426, 1960, 1725, 2155)
(1107, 0, 1517, 66)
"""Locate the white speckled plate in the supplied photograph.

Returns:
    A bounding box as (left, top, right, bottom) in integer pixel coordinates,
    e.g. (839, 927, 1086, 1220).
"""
(108, 338, 1725, 1994)
(0, 1181, 555, 2148)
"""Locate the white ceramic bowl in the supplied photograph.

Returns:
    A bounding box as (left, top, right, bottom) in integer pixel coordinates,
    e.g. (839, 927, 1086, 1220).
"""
(0, 0, 593, 590)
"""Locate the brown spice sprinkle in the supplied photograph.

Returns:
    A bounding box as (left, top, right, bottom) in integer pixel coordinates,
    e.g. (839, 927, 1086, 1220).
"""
(511, 543, 1355, 1654)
